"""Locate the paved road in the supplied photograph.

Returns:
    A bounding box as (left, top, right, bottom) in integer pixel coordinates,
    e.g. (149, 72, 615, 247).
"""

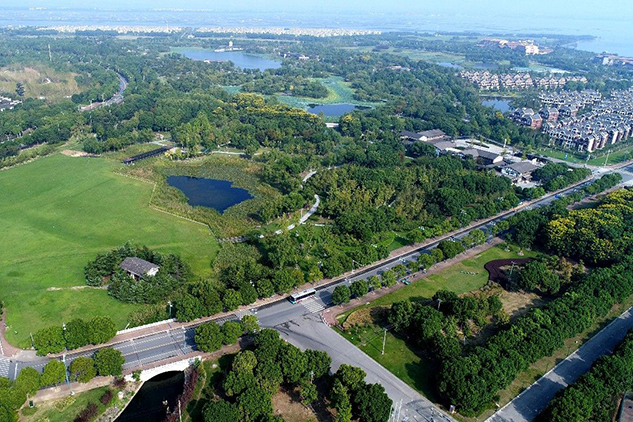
(488, 307, 633, 422)
(270, 313, 456, 422)
(80, 72, 128, 112)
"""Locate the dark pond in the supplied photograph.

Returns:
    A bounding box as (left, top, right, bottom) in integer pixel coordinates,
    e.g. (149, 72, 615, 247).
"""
(437, 62, 463, 69)
(167, 176, 253, 213)
(178, 49, 281, 71)
(116, 371, 184, 422)
(481, 98, 512, 113)
(307, 103, 360, 117)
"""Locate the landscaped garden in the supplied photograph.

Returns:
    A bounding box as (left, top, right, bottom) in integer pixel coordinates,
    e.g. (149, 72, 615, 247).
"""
(0, 153, 219, 347)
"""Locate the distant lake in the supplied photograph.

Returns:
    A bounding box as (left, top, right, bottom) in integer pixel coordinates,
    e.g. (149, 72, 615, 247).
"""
(177, 49, 281, 71)
(482, 98, 511, 113)
(167, 176, 253, 213)
(307, 103, 360, 117)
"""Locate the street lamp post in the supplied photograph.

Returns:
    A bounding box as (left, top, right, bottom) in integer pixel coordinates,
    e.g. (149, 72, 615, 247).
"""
(168, 301, 172, 319)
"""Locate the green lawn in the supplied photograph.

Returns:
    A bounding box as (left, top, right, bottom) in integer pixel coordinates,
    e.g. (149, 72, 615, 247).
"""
(22, 386, 114, 422)
(0, 154, 219, 347)
(337, 244, 539, 401)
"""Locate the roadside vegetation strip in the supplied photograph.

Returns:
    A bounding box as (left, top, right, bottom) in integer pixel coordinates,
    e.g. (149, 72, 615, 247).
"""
(539, 328, 633, 422)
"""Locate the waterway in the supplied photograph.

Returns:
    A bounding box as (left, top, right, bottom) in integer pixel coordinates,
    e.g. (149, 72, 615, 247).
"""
(167, 175, 253, 213)
(481, 98, 512, 113)
(116, 371, 184, 422)
(176, 49, 281, 71)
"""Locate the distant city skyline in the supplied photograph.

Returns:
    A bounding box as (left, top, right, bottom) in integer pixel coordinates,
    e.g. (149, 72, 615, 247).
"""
(1, 0, 631, 21)
(1, 0, 632, 56)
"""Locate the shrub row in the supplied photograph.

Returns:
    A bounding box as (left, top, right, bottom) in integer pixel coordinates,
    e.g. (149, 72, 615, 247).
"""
(33, 316, 117, 356)
(437, 256, 633, 415)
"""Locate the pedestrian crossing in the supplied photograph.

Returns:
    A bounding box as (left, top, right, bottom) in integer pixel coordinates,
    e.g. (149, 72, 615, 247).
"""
(0, 358, 9, 378)
(301, 298, 325, 314)
(213, 314, 239, 326)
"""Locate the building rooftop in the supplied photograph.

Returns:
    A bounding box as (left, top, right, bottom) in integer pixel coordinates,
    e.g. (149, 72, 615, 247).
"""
(120, 257, 160, 276)
(508, 161, 538, 175)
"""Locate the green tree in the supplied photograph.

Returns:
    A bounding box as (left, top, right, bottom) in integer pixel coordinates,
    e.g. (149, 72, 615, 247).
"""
(87, 316, 117, 345)
(237, 386, 272, 422)
(280, 343, 308, 384)
(195, 322, 223, 352)
(331, 379, 352, 422)
(305, 349, 332, 379)
(350, 280, 369, 298)
(381, 270, 397, 287)
(14, 367, 40, 397)
(368, 276, 382, 291)
(221, 320, 244, 345)
(222, 289, 243, 312)
(332, 285, 351, 305)
(336, 365, 366, 392)
(232, 351, 258, 373)
(354, 383, 393, 422)
(41, 360, 66, 387)
(203, 399, 239, 422)
(299, 379, 318, 405)
(241, 315, 260, 335)
(69, 357, 96, 383)
(94, 348, 125, 376)
(33, 326, 66, 355)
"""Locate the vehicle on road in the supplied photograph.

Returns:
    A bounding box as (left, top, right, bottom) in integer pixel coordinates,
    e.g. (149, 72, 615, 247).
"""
(289, 288, 316, 304)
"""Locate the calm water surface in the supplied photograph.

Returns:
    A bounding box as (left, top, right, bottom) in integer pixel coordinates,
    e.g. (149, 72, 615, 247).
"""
(482, 98, 512, 113)
(307, 103, 358, 117)
(178, 49, 281, 71)
(116, 371, 184, 422)
(167, 176, 253, 213)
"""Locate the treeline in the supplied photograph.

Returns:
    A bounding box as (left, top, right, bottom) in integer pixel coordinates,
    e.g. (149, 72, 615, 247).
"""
(540, 329, 633, 421)
(532, 162, 592, 192)
(438, 255, 633, 414)
(33, 316, 117, 355)
(200, 328, 392, 422)
(507, 186, 632, 265)
(84, 243, 191, 304)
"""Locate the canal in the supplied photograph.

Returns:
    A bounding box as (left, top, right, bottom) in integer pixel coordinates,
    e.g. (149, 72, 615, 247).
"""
(116, 371, 184, 422)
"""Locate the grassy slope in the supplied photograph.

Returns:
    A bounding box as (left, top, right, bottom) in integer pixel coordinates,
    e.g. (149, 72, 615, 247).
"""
(21, 386, 112, 422)
(0, 154, 218, 347)
(337, 245, 538, 401)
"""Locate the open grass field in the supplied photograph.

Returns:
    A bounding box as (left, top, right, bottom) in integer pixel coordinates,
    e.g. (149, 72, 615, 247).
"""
(0, 154, 219, 347)
(336, 244, 540, 402)
(0, 65, 80, 101)
(537, 143, 633, 166)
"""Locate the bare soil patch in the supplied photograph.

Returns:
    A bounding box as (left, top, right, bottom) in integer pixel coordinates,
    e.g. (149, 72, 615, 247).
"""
(272, 388, 320, 422)
(499, 290, 548, 319)
(61, 150, 90, 157)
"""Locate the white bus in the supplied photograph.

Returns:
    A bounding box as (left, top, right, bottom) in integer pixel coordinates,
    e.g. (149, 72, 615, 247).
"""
(289, 288, 316, 304)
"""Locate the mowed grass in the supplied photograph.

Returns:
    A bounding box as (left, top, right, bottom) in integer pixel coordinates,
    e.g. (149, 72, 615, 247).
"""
(337, 244, 539, 401)
(0, 154, 219, 347)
